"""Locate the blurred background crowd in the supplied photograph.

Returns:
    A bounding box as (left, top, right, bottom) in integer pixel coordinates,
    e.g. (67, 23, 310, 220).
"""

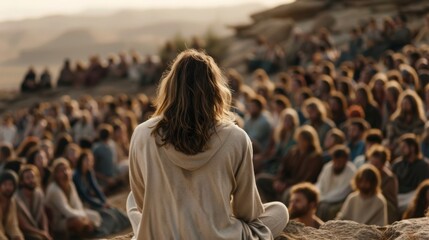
(2, 8, 429, 240)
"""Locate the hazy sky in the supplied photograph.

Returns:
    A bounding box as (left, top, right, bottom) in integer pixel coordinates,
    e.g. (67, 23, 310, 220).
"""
(0, 0, 293, 22)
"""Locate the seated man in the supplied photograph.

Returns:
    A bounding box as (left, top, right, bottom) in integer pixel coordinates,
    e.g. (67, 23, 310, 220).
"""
(322, 128, 346, 163)
(243, 95, 273, 154)
(0, 170, 24, 240)
(346, 118, 368, 162)
(392, 134, 429, 213)
(92, 125, 125, 193)
(0, 143, 15, 173)
(353, 129, 383, 168)
(289, 182, 324, 228)
(336, 164, 388, 226)
(316, 145, 356, 221)
(367, 145, 399, 223)
(257, 125, 323, 202)
(15, 165, 52, 240)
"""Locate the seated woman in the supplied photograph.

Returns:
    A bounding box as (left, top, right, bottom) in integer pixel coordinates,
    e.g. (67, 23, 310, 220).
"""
(254, 108, 299, 175)
(45, 158, 111, 239)
(73, 151, 130, 233)
(403, 179, 429, 219)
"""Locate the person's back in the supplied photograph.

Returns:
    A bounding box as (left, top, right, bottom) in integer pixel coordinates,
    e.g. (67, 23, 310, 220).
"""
(128, 49, 288, 239)
(131, 118, 263, 239)
(93, 141, 116, 177)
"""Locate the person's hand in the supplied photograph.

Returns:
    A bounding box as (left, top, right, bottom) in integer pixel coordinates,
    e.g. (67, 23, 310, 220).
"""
(273, 180, 287, 193)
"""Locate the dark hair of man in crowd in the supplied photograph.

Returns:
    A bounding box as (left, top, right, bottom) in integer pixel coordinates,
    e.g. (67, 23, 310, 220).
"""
(250, 95, 267, 111)
(18, 164, 40, 188)
(365, 129, 383, 144)
(327, 128, 346, 145)
(399, 133, 421, 158)
(349, 118, 370, 133)
(330, 144, 350, 159)
(367, 144, 390, 164)
(98, 124, 113, 142)
(290, 182, 320, 206)
(273, 95, 291, 109)
(0, 144, 13, 160)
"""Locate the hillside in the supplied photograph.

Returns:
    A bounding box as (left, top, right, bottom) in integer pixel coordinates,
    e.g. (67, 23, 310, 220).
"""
(0, 4, 265, 65)
(222, 0, 429, 70)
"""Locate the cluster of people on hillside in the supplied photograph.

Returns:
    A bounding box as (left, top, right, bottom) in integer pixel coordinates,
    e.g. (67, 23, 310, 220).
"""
(19, 34, 211, 93)
(234, 28, 429, 228)
(248, 13, 429, 75)
(19, 51, 170, 93)
(8, 11, 429, 239)
(0, 93, 158, 239)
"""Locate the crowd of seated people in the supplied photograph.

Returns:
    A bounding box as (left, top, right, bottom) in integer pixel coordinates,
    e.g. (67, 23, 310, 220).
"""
(5, 12, 429, 239)
(0, 92, 159, 238)
(248, 14, 428, 75)
(19, 50, 170, 93)
(234, 14, 429, 229)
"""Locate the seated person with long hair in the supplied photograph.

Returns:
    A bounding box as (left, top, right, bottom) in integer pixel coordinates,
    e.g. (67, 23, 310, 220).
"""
(127, 49, 289, 239)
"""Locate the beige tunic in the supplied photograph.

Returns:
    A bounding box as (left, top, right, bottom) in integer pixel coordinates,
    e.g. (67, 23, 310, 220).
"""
(0, 197, 24, 240)
(336, 191, 388, 226)
(129, 117, 271, 239)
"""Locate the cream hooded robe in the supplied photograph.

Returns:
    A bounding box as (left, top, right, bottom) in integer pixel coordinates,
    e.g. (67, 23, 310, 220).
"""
(129, 117, 272, 239)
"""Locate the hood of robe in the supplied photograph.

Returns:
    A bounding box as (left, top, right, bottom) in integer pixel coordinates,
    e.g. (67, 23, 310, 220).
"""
(158, 121, 234, 171)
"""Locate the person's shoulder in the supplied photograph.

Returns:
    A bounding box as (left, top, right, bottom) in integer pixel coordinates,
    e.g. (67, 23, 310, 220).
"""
(345, 161, 357, 172)
(343, 191, 359, 204)
(222, 122, 248, 139)
(416, 159, 429, 167)
(132, 117, 161, 138)
(382, 166, 395, 178)
(45, 182, 60, 196)
(34, 187, 45, 198)
(391, 157, 404, 168)
(375, 192, 387, 205)
(215, 122, 249, 147)
(324, 118, 336, 128)
(415, 159, 429, 172)
(322, 161, 333, 171)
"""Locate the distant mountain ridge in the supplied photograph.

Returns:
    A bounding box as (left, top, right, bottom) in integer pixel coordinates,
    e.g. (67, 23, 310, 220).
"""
(0, 3, 266, 65)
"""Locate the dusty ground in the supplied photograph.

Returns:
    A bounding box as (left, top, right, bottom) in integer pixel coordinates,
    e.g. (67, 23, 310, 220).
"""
(105, 189, 133, 240)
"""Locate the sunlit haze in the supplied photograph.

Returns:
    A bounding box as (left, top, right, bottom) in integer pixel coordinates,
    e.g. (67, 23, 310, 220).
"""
(0, 0, 294, 22)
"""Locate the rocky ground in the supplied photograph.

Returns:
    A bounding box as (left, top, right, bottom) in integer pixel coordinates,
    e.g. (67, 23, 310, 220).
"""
(112, 218, 429, 240)
(280, 217, 429, 240)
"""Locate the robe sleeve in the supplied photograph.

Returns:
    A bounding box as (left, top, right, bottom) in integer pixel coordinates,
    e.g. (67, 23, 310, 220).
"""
(6, 200, 24, 240)
(129, 128, 145, 213)
(232, 135, 264, 222)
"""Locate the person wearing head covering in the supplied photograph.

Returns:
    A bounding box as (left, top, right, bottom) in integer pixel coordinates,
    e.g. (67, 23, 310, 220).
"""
(0, 170, 24, 240)
(44, 158, 101, 239)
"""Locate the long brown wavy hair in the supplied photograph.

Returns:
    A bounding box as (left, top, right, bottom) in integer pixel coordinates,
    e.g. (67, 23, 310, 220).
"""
(152, 49, 233, 155)
(403, 179, 429, 219)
